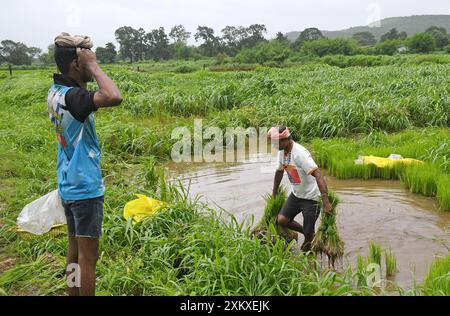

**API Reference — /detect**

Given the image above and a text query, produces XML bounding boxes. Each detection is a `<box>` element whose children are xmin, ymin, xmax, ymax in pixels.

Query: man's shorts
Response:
<box><xmin>61</xmin><ymin>196</ymin><xmax>104</xmax><ymax>238</ymax></box>
<box><xmin>279</xmin><ymin>193</ymin><xmax>320</xmax><ymax>235</ymax></box>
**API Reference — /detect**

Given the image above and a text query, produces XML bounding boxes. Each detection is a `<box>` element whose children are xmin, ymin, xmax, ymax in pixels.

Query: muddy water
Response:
<box><xmin>164</xmin><ymin>151</ymin><xmax>450</xmax><ymax>290</ymax></box>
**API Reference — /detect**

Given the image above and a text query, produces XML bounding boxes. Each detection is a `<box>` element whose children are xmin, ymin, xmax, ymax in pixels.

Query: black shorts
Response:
<box><xmin>279</xmin><ymin>193</ymin><xmax>320</xmax><ymax>235</ymax></box>
<box><xmin>62</xmin><ymin>196</ymin><xmax>104</xmax><ymax>238</ymax></box>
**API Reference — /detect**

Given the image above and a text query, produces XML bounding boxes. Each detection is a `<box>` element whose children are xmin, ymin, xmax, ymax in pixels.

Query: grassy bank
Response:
<box><xmin>311</xmin><ymin>128</ymin><xmax>450</xmax><ymax>210</ymax></box>
<box><xmin>421</xmin><ymin>253</ymin><xmax>450</xmax><ymax>296</ymax></box>
<box><xmin>0</xmin><ymin>178</ymin><xmax>378</xmax><ymax>296</ymax></box>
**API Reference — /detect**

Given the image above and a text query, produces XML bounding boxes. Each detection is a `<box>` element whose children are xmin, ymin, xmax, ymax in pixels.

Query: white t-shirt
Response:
<box><xmin>276</xmin><ymin>142</ymin><xmax>321</xmax><ymax>201</ymax></box>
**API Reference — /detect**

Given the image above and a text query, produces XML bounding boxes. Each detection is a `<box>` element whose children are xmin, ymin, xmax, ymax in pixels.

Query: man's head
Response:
<box><xmin>54</xmin><ymin>32</ymin><xmax>94</xmax><ymax>82</ymax></box>
<box><xmin>268</xmin><ymin>125</ymin><xmax>293</xmax><ymax>150</ymax></box>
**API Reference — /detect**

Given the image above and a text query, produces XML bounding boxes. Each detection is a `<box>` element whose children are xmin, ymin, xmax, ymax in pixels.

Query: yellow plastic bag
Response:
<box><xmin>360</xmin><ymin>155</ymin><xmax>423</xmax><ymax>168</ymax></box>
<box><xmin>123</xmin><ymin>194</ymin><xmax>167</xmax><ymax>223</ymax></box>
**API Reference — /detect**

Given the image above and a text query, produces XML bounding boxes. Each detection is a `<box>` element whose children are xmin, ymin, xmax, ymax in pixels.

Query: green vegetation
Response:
<box><xmin>0</xmin><ymin>54</ymin><xmax>448</xmax><ymax>295</ymax></box>
<box><xmin>368</xmin><ymin>241</ymin><xmax>382</xmax><ymax>266</ymax></box>
<box><xmin>312</xmin><ymin>128</ymin><xmax>450</xmax><ymax>210</ymax></box>
<box><xmin>421</xmin><ymin>253</ymin><xmax>450</xmax><ymax>296</ymax></box>
<box><xmin>253</xmin><ymin>187</ymin><xmax>295</xmax><ymax>242</ymax></box>
<box><xmin>384</xmin><ymin>248</ymin><xmax>397</xmax><ymax>277</ymax></box>
<box><xmin>311</xmin><ymin>193</ymin><xmax>344</xmax><ymax>268</ymax></box>
<box><xmin>2</xmin><ymin>16</ymin><xmax>450</xmax><ymax>67</ymax></box>
<box><xmin>0</xmin><ymin>177</ymin><xmax>376</xmax><ymax>296</ymax></box>
<box><xmin>287</xmin><ymin>15</ymin><xmax>450</xmax><ymax>41</ymax></box>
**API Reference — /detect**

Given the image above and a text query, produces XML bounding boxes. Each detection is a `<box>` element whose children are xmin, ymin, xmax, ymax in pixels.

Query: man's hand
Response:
<box><xmin>77</xmin><ymin>48</ymin><xmax>99</xmax><ymax>75</ymax></box>
<box><xmin>322</xmin><ymin>197</ymin><xmax>333</xmax><ymax>215</ymax></box>
<box><xmin>75</xmin><ymin>47</ymin><xmax>122</xmax><ymax>108</ymax></box>
<box><xmin>273</xmin><ymin>169</ymin><xmax>284</xmax><ymax>198</ymax></box>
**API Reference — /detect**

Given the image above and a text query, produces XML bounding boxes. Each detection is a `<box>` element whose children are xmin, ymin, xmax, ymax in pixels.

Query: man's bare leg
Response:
<box><xmin>277</xmin><ymin>214</ymin><xmax>304</xmax><ymax>234</ymax></box>
<box><xmin>66</xmin><ymin>236</ymin><xmax>79</xmax><ymax>296</ymax></box>
<box><xmin>77</xmin><ymin>237</ymin><xmax>99</xmax><ymax>296</ymax></box>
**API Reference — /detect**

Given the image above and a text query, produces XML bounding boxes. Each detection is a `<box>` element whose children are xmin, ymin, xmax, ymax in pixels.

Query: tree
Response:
<box><xmin>293</xmin><ymin>27</ymin><xmax>324</xmax><ymax>50</ymax></box>
<box><xmin>445</xmin><ymin>44</ymin><xmax>450</xmax><ymax>54</ymax></box>
<box><xmin>380</xmin><ymin>28</ymin><xmax>405</xmax><ymax>42</ymax></box>
<box><xmin>240</xmin><ymin>24</ymin><xmax>267</xmax><ymax>48</ymax></box>
<box><xmin>300</xmin><ymin>38</ymin><xmax>359</xmax><ymax>57</ymax></box>
<box><xmin>194</xmin><ymin>26</ymin><xmax>220</xmax><ymax>57</ymax></box>
<box><xmin>220</xmin><ymin>26</ymin><xmax>242</xmax><ymax>56</ymax></box>
<box><xmin>374</xmin><ymin>39</ymin><xmax>402</xmax><ymax>55</ymax></box>
<box><xmin>172</xmin><ymin>42</ymin><xmax>196</xmax><ymax>60</ymax></box>
<box><xmin>352</xmin><ymin>32</ymin><xmax>376</xmax><ymax>46</ymax></box>
<box><xmin>425</xmin><ymin>26</ymin><xmax>448</xmax><ymax>49</ymax></box>
<box><xmin>115</xmin><ymin>26</ymin><xmax>142</xmax><ymax>63</ymax></box>
<box><xmin>96</xmin><ymin>42</ymin><xmax>117</xmax><ymax>64</ymax></box>
<box><xmin>275</xmin><ymin>32</ymin><xmax>289</xmax><ymax>44</ymax></box>
<box><xmin>0</xmin><ymin>40</ymin><xmax>37</xmax><ymax>65</ymax></box>
<box><xmin>169</xmin><ymin>25</ymin><xmax>191</xmax><ymax>44</ymax></box>
<box><xmin>399</xmin><ymin>31</ymin><xmax>408</xmax><ymax>40</ymax></box>
<box><xmin>146</xmin><ymin>27</ymin><xmax>171</xmax><ymax>61</ymax></box>
<box><xmin>236</xmin><ymin>40</ymin><xmax>291</xmax><ymax>64</ymax></box>
<box><xmin>39</xmin><ymin>44</ymin><xmax>55</xmax><ymax>65</ymax></box>
<box><xmin>408</xmin><ymin>32</ymin><xmax>436</xmax><ymax>53</ymax></box>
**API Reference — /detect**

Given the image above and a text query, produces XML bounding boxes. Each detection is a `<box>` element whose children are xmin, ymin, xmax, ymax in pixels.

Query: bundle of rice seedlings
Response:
<box><xmin>311</xmin><ymin>192</ymin><xmax>344</xmax><ymax>268</ymax></box>
<box><xmin>384</xmin><ymin>248</ymin><xmax>397</xmax><ymax>277</ymax></box>
<box><xmin>252</xmin><ymin>187</ymin><xmax>297</xmax><ymax>244</ymax></box>
<box><xmin>368</xmin><ymin>241</ymin><xmax>382</xmax><ymax>266</ymax></box>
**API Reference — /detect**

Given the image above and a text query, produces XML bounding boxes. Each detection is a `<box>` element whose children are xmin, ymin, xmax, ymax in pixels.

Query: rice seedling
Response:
<box><xmin>368</xmin><ymin>241</ymin><xmax>382</xmax><ymax>266</ymax></box>
<box><xmin>436</xmin><ymin>175</ymin><xmax>450</xmax><ymax>211</ymax></box>
<box><xmin>384</xmin><ymin>248</ymin><xmax>397</xmax><ymax>277</ymax></box>
<box><xmin>356</xmin><ymin>254</ymin><xmax>368</xmax><ymax>287</ymax></box>
<box><xmin>252</xmin><ymin>187</ymin><xmax>298</xmax><ymax>244</ymax></box>
<box><xmin>311</xmin><ymin>192</ymin><xmax>344</xmax><ymax>268</ymax></box>
<box><xmin>421</xmin><ymin>253</ymin><xmax>450</xmax><ymax>296</ymax></box>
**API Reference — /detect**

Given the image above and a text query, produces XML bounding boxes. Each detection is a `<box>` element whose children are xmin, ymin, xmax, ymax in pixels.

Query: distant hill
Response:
<box><xmin>286</xmin><ymin>15</ymin><xmax>450</xmax><ymax>42</ymax></box>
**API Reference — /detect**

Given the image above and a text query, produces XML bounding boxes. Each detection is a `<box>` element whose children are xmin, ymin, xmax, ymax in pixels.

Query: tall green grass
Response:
<box><xmin>0</xmin><ymin>180</ymin><xmax>376</xmax><ymax>296</ymax></box>
<box><xmin>384</xmin><ymin>248</ymin><xmax>397</xmax><ymax>277</ymax></box>
<box><xmin>368</xmin><ymin>241</ymin><xmax>382</xmax><ymax>266</ymax></box>
<box><xmin>421</xmin><ymin>253</ymin><xmax>450</xmax><ymax>296</ymax></box>
<box><xmin>312</xmin><ymin>128</ymin><xmax>450</xmax><ymax>210</ymax></box>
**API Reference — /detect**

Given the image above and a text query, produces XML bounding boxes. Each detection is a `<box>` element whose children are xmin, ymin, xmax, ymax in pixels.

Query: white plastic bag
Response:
<box><xmin>17</xmin><ymin>190</ymin><xmax>66</xmax><ymax>235</ymax></box>
<box><xmin>388</xmin><ymin>153</ymin><xmax>403</xmax><ymax>160</ymax></box>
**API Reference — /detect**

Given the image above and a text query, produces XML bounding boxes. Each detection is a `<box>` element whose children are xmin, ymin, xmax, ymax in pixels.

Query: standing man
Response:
<box><xmin>47</xmin><ymin>33</ymin><xmax>122</xmax><ymax>296</ymax></box>
<box><xmin>269</xmin><ymin>125</ymin><xmax>333</xmax><ymax>252</ymax></box>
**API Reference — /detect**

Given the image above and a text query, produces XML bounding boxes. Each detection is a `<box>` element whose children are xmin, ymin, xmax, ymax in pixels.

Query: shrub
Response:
<box><xmin>300</xmin><ymin>38</ymin><xmax>360</xmax><ymax>57</ymax></box>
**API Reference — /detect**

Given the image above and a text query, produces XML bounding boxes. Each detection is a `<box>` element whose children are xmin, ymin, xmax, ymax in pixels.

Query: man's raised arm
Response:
<box><xmin>77</xmin><ymin>48</ymin><xmax>123</xmax><ymax>108</ymax></box>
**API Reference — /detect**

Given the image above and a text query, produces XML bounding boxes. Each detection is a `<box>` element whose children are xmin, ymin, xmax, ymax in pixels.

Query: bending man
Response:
<box><xmin>269</xmin><ymin>125</ymin><xmax>332</xmax><ymax>252</ymax></box>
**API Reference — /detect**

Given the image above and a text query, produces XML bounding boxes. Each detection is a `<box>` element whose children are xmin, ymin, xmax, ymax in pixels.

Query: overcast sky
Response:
<box><xmin>1</xmin><ymin>0</ymin><xmax>449</xmax><ymax>51</ymax></box>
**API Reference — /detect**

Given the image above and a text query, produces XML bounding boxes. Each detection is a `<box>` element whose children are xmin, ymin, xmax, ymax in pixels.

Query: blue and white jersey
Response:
<box><xmin>47</xmin><ymin>74</ymin><xmax>104</xmax><ymax>201</ymax></box>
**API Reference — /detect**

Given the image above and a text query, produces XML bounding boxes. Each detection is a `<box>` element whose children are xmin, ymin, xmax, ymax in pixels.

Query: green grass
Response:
<box><xmin>368</xmin><ymin>241</ymin><xmax>382</xmax><ymax>266</ymax></box>
<box><xmin>356</xmin><ymin>254</ymin><xmax>368</xmax><ymax>286</ymax></box>
<box><xmin>0</xmin><ymin>180</ymin><xmax>376</xmax><ymax>296</ymax></box>
<box><xmin>312</xmin><ymin>128</ymin><xmax>450</xmax><ymax>210</ymax></box>
<box><xmin>421</xmin><ymin>253</ymin><xmax>450</xmax><ymax>296</ymax></box>
<box><xmin>384</xmin><ymin>248</ymin><xmax>397</xmax><ymax>277</ymax></box>
<box><xmin>258</xmin><ymin>187</ymin><xmax>288</xmax><ymax>229</ymax></box>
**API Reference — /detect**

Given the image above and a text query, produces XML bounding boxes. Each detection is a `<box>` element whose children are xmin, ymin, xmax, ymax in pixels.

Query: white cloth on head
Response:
<box><xmin>54</xmin><ymin>32</ymin><xmax>93</xmax><ymax>49</ymax></box>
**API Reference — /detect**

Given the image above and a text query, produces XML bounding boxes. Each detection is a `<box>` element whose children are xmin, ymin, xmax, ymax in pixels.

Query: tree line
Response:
<box><xmin>1</xmin><ymin>24</ymin><xmax>449</xmax><ymax>66</ymax></box>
